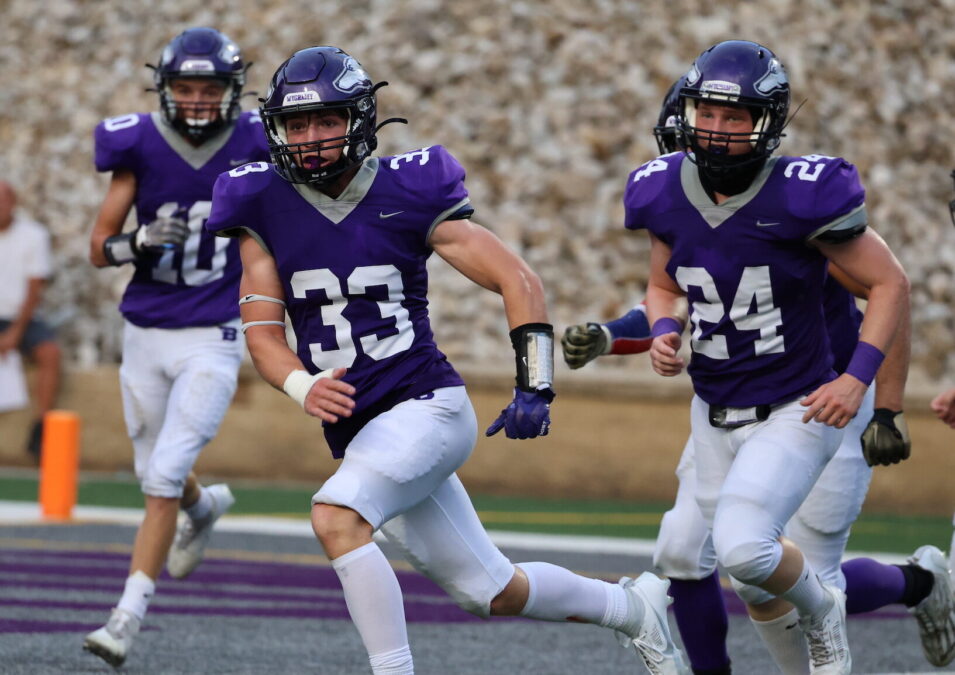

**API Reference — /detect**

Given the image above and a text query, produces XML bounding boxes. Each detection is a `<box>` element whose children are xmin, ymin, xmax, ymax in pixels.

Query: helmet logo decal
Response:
<box><xmin>333</xmin><ymin>57</ymin><xmax>368</xmax><ymax>93</ymax></box>
<box><xmin>283</xmin><ymin>90</ymin><xmax>321</xmax><ymax>105</ymax></box>
<box><xmin>701</xmin><ymin>80</ymin><xmax>741</xmax><ymax>100</ymax></box>
<box><xmin>180</xmin><ymin>59</ymin><xmax>216</xmax><ymax>73</ymax></box>
<box><xmin>755</xmin><ymin>59</ymin><xmax>787</xmax><ymax>95</ymax></box>
<box><xmin>685</xmin><ymin>63</ymin><xmax>701</xmax><ymax>86</ymax></box>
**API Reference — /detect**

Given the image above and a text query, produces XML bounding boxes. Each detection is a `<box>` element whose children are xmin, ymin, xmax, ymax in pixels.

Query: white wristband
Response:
<box><xmin>599</xmin><ymin>325</ymin><xmax>614</xmax><ymax>355</ymax></box>
<box><xmin>282</xmin><ymin>369</ymin><xmax>332</xmax><ymax>409</ymax></box>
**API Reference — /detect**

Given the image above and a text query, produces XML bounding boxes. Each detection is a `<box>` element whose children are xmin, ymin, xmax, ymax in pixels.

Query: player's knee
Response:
<box><xmin>716</xmin><ymin>539</ymin><xmax>777</xmax><ymax>585</ymax></box>
<box><xmin>653</xmin><ymin>507</ymin><xmax>714</xmax><ymax>579</ymax></box>
<box><xmin>311</xmin><ymin>503</ymin><xmax>370</xmax><ymax>550</ymax></box>
<box><xmin>730</xmin><ymin>575</ymin><xmax>775</xmax><ymax>605</ymax></box>
<box><xmin>140</xmin><ymin>469</ymin><xmax>185</xmax><ymax>498</ymax></box>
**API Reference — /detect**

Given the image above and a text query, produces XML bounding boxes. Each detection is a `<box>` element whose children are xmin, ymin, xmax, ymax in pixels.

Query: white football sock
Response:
<box><xmin>516</xmin><ymin>562</ymin><xmax>633</xmax><ymax>629</ymax></box>
<box><xmin>184</xmin><ymin>486</ymin><xmax>214</xmax><ymax>523</ymax></box>
<box><xmin>779</xmin><ymin>558</ymin><xmax>830</xmax><ymax>619</ymax></box>
<box><xmin>116</xmin><ymin>570</ymin><xmax>155</xmax><ymax>622</ymax></box>
<box><xmin>368</xmin><ymin>645</ymin><xmax>414</xmax><ymax>675</ymax></box>
<box><xmin>750</xmin><ymin>607</ymin><xmax>810</xmax><ymax>675</ymax></box>
<box><xmin>331</xmin><ymin>542</ymin><xmax>411</xmax><ymax>675</ymax></box>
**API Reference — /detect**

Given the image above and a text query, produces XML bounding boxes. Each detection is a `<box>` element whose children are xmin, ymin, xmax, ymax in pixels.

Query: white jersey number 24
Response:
<box><xmin>675</xmin><ymin>265</ymin><xmax>785</xmax><ymax>359</ymax></box>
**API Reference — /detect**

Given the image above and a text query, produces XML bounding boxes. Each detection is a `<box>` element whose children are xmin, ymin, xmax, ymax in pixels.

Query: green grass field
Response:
<box><xmin>1</xmin><ymin>473</ymin><xmax>950</xmax><ymax>555</ymax></box>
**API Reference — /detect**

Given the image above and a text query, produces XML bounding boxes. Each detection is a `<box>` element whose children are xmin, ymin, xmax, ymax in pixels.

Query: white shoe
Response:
<box><xmin>615</xmin><ymin>572</ymin><xmax>690</xmax><ymax>675</ymax></box>
<box><xmin>799</xmin><ymin>585</ymin><xmax>851</xmax><ymax>674</ymax></box>
<box><xmin>83</xmin><ymin>608</ymin><xmax>140</xmax><ymax>667</ymax></box>
<box><xmin>908</xmin><ymin>544</ymin><xmax>955</xmax><ymax>666</ymax></box>
<box><xmin>167</xmin><ymin>483</ymin><xmax>235</xmax><ymax>579</ymax></box>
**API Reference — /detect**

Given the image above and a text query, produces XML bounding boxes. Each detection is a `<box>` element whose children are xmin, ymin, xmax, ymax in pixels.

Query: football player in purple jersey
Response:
<box><xmin>205</xmin><ymin>46</ymin><xmax>690</xmax><ymax>674</ymax></box>
<box><xmin>629</xmin><ymin>41</ymin><xmax>911</xmax><ymax>674</ymax></box>
<box><xmin>82</xmin><ymin>28</ymin><xmax>271</xmax><ymax>667</ymax></box>
<box><xmin>565</xmin><ymin>74</ymin><xmax>954</xmax><ymax>674</ymax></box>
<box><xmin>561</xmin><ymin>72</ymin><xmax>955</xmax><ymax>675</ymax></box>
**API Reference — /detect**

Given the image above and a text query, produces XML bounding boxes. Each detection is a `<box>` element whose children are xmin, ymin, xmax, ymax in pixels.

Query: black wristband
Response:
<box><xmin>871</xmin><ymin>408</ymin><xmax>901</xmax><ymax>427</ymax></box>
<box><xmin>509</xmin><ymin>322</ymin><xmax>554</xmax><ymax>392</ymax></box>
<box><xmin>103</xmin><ymin>231</ymin><xmax>141</xmax><ymax>266</ymax></box>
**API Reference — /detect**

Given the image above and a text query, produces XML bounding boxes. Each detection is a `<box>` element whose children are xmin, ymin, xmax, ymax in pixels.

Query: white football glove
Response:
<box><xmin>135</xmin><ymin>216</ymin><xmax>189</xmax><ymax>251</ymax></box>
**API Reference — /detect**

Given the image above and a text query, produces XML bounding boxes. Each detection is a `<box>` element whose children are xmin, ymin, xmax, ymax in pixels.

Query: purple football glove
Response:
<box><xmin>485</xmin><ymin>388</ymin><xmax>556</xmax><ymax>439</ymax></box>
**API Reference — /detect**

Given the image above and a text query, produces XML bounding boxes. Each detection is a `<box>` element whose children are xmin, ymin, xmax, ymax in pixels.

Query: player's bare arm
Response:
<box><xmin>431</xmin><ymin>217</ymin><xmax>555</xmax><ymax>439</ymax></box>
<box><xmin>645</xmin><ymin>232</ymin><xmax>686</xmax><ymax>377</ymax></box>
<box><xmin>238</xmin><ymin>233</ymin><xmax>355</xmax><ymax>423</ymax></box>
<box><xmin>430</xmin><ymin>218</ymin><xmax>547</xmax><ymax>327</ymax></box>
<box><xmin>802</xmin><ymin>229</ymin><xmax>910</xmax><ymax>427</ymax></box>
<box><xmin>89</xmin><ymin>169</ymin><xmax>137</xmax><ymax>267</ymax></box>
<box><xmin>829</xmin><ymin>260</ymin><xmax>912</xmax><ymax>463</ymax></box>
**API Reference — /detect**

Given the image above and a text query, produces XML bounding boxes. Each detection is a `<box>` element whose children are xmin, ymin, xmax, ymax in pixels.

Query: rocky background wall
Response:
<box><xmin>2</xmin><ymin>0</ymin><xmax>953</xmax><ymax>386</ymax></box>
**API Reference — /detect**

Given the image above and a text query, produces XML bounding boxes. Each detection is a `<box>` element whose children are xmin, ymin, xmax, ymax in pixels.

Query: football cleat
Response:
<box><xmin>799</xmin><ymin>584</ymin><xmax>851</xmax><ymax>674</ymax></box>
<box><xmin>908</xmin><ymin>545</ymin><xmax>955</xmax><ymax>666</ymax></box>
<box><xmin>615</xmin><ymin>572</ymin><xmax>690</xmax><ymax>674</ymax></box>
<box><xmin>167</xmin><ymin>483</ymin><xmax>234</xmax><ymax>579</ymax></box>
<box><xmin>83</xmin><ymin>608</ymin><xmax>140</xmax><ymax>667</ymax></box>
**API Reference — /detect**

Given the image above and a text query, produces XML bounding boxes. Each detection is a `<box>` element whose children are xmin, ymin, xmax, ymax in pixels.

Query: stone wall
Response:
<box><xmin>2</xmin><ymin>0</ymin><xmax>953</xmax><ymax>382</ymax></box>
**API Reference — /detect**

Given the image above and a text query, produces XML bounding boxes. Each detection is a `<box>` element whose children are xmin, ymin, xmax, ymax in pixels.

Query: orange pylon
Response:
<box><xmin>38</xmin><ymin>410</ymin><xmax>80</xmax><ymax>520</ymax></box>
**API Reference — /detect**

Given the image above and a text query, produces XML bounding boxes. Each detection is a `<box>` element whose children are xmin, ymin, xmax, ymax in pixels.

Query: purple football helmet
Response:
<box><xmin>260</xmin><ymin>46</ymin><xmax>405</xmax><ymax>185</ymax></box>
<box><xmin>652</xmin><ymin>76</ymin><xmax>686</xmax><ymax>155</ymax></box>
<box><xmin>676</xmin><ymin>40</ymin><xmax>790</xmax><ymax>176</ymax></box>
<box><xmin>151</xmin><ymin>27</ymin><xmax>246</xmax><ymax>143</ymax></box>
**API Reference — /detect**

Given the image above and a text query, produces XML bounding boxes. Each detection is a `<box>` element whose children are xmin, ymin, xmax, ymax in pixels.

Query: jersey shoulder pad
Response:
<box><xmin>206</xmin><ymin>162</ymin><xmax>276</xmax><ymax>238</ymax></box>
<box><xmin>623</xmin><ymin>153</ymin><xmax>683</xmax><ymax>230</ymax></box>
<box><xmin>384</xmin><ymin>145</ymin><xmax>471</xmax><ymax>220</ymax></box>
<box><xmin>778</xmin><ymin>155</ymin><xmax>866</xmax><ymax>241</ymax></box>
<box><xmin>93</xmin><ymin>112</ymin><xmax>150</xmax><ymax>173</ymax></box>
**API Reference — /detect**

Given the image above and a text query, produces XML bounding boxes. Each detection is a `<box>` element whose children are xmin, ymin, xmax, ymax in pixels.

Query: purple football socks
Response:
<box><xmin>669</xmin><ymin>573</ymin><xmax>731</xmax><ymax>673</ymax></box>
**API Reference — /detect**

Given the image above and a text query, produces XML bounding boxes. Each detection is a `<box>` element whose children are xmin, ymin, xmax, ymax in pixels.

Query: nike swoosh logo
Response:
<box><xmin>229</xmin><ymin>159</ymin><xmax>249</xmax><ymax>167</ymax></box>
<box><xmin>756</xmin><ymin>220</ymin><xmax>781</xmax><ymax>227</ymax></box>
<box><xmin>379</xmin><ymin>211</ymin><xmax>404</xmax><ymax>219</ymax></box>
<box><xmin>784</xmin><ymin>622</ymin><xmax>798</xmax><ymax>630</ymax></box>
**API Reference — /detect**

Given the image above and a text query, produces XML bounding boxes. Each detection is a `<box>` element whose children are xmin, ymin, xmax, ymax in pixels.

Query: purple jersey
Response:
<box><xmin>205</xmin><ymin>146</ymin><xmax>470</xmax><ymax>456</ymax></box>
<box><xmin>94</xmin><ymin>111</ymin><xmax>270</xmax><ymax>328</ymax></box>
<box><xmin>626</xmin><ymin>152</ymin><xmax>866</xmax><ymax>406</ymax></box>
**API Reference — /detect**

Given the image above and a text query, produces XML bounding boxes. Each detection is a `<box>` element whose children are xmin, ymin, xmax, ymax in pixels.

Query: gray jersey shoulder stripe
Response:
<box><xmin>806</xmin><ymin>204</ymin><xmax>868</xmax><ymax>242</ymax></box>
<box><xmin>214</xmin><ymin>225</ymin><xmax>272</xmax><ymax>257</ymax></box>
<box><xmin>426</xmin><ymin>197</ymin><xmax>472</xmax><ymax>245</ymax></box>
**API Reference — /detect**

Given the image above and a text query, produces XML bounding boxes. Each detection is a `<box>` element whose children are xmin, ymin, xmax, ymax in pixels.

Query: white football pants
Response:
<box><xmin>654</xmin><ymin>388</ymin><xmax>873</xmax><ymax>599</ymax></box>
<box><xmin>690</xmin><ymin>395</ymin><xmax>844</xmax><ymax>587</ymax></box>
<box><xmin>313</xmin><ymin>386</ymin><xmax>515</xmax><ymax>617</ymax></box>
<box><xmin>119</xmin><ymin>319</ymin><xmax>243</xmax><ymax>498</ymax></box>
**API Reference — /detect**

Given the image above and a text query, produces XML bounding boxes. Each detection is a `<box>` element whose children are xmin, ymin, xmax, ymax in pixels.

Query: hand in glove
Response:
<box><xmin>486</xmin><ymin>388</ymin><xmax>556</xmax><ymax>439</ymax></box>
<box><xmin>860</xmin><ymin>408</ymin><xmax>911</xmax><ymax>467</ymax></box>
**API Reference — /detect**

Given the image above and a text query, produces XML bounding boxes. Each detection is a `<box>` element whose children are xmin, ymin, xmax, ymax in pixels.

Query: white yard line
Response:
<box><xmin>0</xmin><ymin>500</ymin><xmax>910</xmax><ymax>564</ymax></box>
